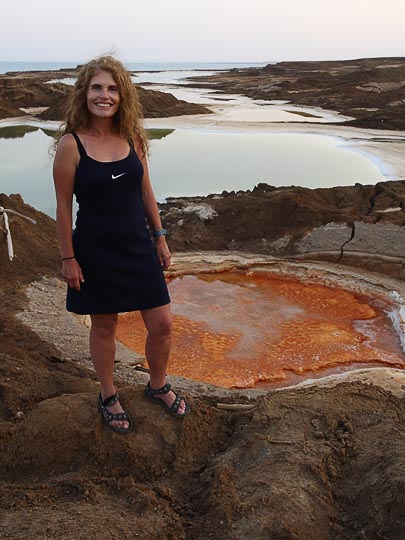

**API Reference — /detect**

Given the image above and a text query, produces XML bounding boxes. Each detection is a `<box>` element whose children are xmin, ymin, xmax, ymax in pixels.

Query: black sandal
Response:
<box><xmin>99</xmin><ymin>393</ymin><xmax>131</xmax><ymax>434</ymax></box>
<box><xmin>144</xmin><ymin>381</ymin><xmax>190</xmax><ymax>418</ymax></box>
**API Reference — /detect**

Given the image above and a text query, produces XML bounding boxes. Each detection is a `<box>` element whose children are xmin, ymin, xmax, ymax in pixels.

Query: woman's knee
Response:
<box><xmin>148</xmin><ymin>314</ymin><xmax>172</xmax><ymax>338</ymax></box>
<box><xmin>142</xmin><ymin>305</ymin><xmax>172</xmax><ymax>338</ymax></box>
<box><xmin>90</xmin><ymin>314</ymin><xmax>118</xmax><ymax>338</ymax></box>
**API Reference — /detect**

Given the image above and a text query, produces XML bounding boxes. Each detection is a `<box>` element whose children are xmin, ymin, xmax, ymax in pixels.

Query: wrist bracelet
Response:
<box><xmin>153</xmin><ymin>229</ymin><xmax>167</xmax><ymax>238</ymax></box>
<box><xmin>62</xmin><ymin>256</ymin><xmax>75</xmax><ymax>261</ymax></box>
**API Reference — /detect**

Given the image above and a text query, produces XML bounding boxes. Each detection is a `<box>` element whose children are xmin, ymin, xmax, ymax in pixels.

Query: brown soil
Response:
<box><xmin>1</xmin><ymin>194</ymin><xmax>405</xmax><ymax>539</ymax></box>
<box><xmin>0</xmin><ymin>70</ymin><xmax>211</xmax><ymax>121</ymax></box>
<box><xmin>161</xmin><ymin>179</ymin><xmax>405</xmax><ymax>248</ymax></box>
<box><xmin>186</xmin><ymin>57</ymin><xmax>405</xmax><ymax>130</ymax></box>
<box><xmin>1</xmin><ymin>384</ymin><xmax>404</xmax><ymax>539</ymax></box>
<box><xmin>160</xmin><ymin>180</ymin><xmax>405</xmax><ymax>279</ymax></box>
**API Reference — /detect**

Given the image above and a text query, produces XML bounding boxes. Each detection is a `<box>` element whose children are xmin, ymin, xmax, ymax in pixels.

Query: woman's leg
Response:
<box><xmin>141</xmin><ymin>304</ymin><xmax>187</xmax><ymax>415</ymax></box>
<box><xmin>90</xmin><ymin>313</ymin><xmax>129</xmax><ymax>429</ymax></box>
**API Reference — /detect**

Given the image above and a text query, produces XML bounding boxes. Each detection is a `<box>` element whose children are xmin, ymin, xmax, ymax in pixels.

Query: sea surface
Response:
<box><xmin>0</xmin><ymin>61</ymin><xmax>269</xmax><ymax>75</ymax></box>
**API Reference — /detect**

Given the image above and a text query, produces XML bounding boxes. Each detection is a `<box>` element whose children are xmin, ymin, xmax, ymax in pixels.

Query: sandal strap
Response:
<box><xmin>170</xmin><ymin>394</ymin><xmax>182</xmax><ymax>413</ymax></box>
<box><xmin>101</xmin><ymin>392</ymin><xmax>119</xmax><ymax>408</ymax></box>
<box><xmin>102</xmin><ymin>409</ymin><xmax>129</xmax><ymax>423</ymax></box>
<box><xmin>147</xmin><ymin>381</ymin><xmax>171</xmax><ymax>395</ymax></box>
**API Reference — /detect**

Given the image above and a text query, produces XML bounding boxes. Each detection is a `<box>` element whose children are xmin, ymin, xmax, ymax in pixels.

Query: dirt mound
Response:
<box><xmin>0</xmin><ymin>193</ymin><xmax>95</xmax><ymax>417</ymax></box>
<box><xmin>1</xmin><ymin>383</ymin><xmax>404</xmax><ymax>539</ymax></box>
<box><xmin>191</xmin><ymin>382</ymin><xmax>405</xmax><ymax>540</ymax></box>
<box><xmin>0</xmin><ymin>76</ymin><xmax>70</xmax><ymax>119</ymax></box>
<box><xmin>1</xmin><ymin>389</ymin><xmax>225</xmax><ymax>483</ymax></box>
<box><xmin>0</xmin><ymin>193</ymin><xmax>60</xmax><ymax>293</ymax></box>
<box><xmin>0</xmin><ymin>71</ymin><xmax>211</xmax><ymax>121</ymax></box>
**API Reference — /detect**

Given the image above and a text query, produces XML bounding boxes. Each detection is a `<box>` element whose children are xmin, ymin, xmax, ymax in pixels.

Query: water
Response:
<box><xmin>148</xmin><ymin>129</ymin><xmax>384</xmax><ymax>200</ymax></box>
<box><xmin>116</xmin><ymin>272</ymin><xmax>405</xmax><ymax>388</ymax></box>
<box><xmin>0</xmin><ymin>61</ymin><xmax>80</xmax><ymax>74</ymax></box>
<box><xmin>0</xmin><ymin>128</ymin><xmax>55</xmax><ymax>215</ymax></box>
<box><xmin>132</xmin><ymin>70</ymin><xmax>220</xmax><ymax>85</ymax></box>
<box><xmin>0</xmin><ymin>61</ymin><xmax>269</xmax><ymax>75</ymax></box>
<box><xmin>0</xmin><ymin>127</ymin><xmax>384</xmax><ymax>217</ymax></box>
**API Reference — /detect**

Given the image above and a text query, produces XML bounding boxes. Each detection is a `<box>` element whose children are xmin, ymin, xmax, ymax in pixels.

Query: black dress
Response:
<box><xmin>66</xmin><ymin>132</ymin><xmax>170</xmax><ymax>315</ymax></box>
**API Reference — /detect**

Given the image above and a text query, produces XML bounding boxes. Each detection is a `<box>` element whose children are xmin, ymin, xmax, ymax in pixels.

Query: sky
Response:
<box><xmin>2</xmin><ymin>0</ymin><xmax>404</xmax><ymax>63</ymax></box>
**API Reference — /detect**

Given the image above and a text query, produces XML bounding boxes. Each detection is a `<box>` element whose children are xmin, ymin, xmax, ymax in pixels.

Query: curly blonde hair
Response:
<box><xmin>56</xmin><ymin>55</ymin><xmax>149</xmax><ymax>156</ymax></box>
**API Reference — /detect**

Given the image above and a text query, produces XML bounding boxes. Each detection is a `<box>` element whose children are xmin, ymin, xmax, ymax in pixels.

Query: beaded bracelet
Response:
<box><xmin>153</xmin><ymin>229</ymin><xmax>167</xmax><ymax>238</ymax></box>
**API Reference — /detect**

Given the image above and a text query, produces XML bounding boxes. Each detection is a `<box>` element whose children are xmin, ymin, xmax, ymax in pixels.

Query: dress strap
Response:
<box><xmin>70</xmin><ymin>132</ymin><xmax>87</xmax><ymax>158</ymax></box>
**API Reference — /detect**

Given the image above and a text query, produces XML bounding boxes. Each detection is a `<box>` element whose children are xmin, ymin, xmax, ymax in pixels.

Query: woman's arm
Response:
<box><xmin>137</xmin><ymin>146</ymin><xmax>171</xmax><ymax>269</ymax></box>
<box><xmin>53</xmin><ymin>134</ymin><xmax>85</xmax><ymax>291</ymax></box>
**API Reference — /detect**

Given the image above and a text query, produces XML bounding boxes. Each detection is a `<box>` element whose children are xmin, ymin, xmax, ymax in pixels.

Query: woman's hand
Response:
<box><xmin>62</xmin><ymin>258</ymin><xmax>85</xmax><ymax>291</ymax></box>
<box><xmin>155</xmin><ymin>237</ymin><xmax>171</xmax><ymax>270</ymax></box>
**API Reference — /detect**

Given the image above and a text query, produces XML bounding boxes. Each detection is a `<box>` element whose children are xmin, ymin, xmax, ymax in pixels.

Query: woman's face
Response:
<box><xmin>86</xmin><ymin>69</ymin><xmax>120</xmax><ymax>118</ymax></box>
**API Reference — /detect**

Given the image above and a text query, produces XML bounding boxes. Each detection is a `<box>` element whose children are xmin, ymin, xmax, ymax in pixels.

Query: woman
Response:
<box><xmin>53</xmin><ymin>55</ymin><xmax>190</xmax><ymax>434</ymax></box>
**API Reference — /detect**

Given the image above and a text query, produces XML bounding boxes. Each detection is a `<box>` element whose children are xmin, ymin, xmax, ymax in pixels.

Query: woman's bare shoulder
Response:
<box><xmin>58</xmin><ymin>132</ymin><xmax>77</xmax><ymax>149</ymax></box>
<box><xmin>55</xmin><ymin>133</ymin><xmax>79</xmax><ymax>158</ymax></box>
<box><xmin>54</xmin><ymin>133</ymin><xmax>80</xmax><ymax>169</ymax></box>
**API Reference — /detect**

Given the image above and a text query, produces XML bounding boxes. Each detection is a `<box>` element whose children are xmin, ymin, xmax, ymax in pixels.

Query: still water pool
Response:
<box><xmin>0</xmin><ymin>125</ymin><xmax>384</xmax><ymax>217</ymax></box>
<box><xmin>116</xmin><ymin>272</ymin><xmax>405</xmax><ymax>389</ymax></box>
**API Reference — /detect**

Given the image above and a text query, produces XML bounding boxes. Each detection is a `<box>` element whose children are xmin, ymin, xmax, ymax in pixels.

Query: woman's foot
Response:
<box><xmin>144</xmin><ymin>381</ymin><xmax>190</xmax><ymax>418</ymax></box>
<box><xmin>99</xmin><ymin>392</ymin><xmax>131</xmax><ymax>432</ymax></box>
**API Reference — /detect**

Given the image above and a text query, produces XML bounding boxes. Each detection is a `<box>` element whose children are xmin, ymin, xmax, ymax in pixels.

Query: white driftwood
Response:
<box><xmin>0</xmin><ymin>207</ymin><xmax>36</xmax><ymax>262</ymax></box>
<box><xmin>216</xmin><ymin>403</ymin><xmax>257</xmax><ymax>411</ymax></box>
<box><xmin>3</xmin><ymin>211</ymin><xmax>13</xmax><ymax>261</ymax></box>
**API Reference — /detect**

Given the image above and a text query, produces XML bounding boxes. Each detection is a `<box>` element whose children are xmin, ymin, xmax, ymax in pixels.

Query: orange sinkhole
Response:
<box><xmin>116</xmin><ymin>272</ymin><xmax>405</xmax><ymax>388</ymax></box>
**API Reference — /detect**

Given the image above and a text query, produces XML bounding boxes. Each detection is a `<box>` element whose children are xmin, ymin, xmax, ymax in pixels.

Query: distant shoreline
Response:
<box><xmin>0</xmin><ymin>60</ymin><xmax>269</xmax><ymax>76</ymax></box>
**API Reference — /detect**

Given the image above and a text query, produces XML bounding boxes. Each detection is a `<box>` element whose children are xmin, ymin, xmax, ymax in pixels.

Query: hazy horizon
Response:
<box><xmin>0</xmin><ymin>55</ymin><xmax>403</xmax><ymax>63</ymax></box>
<box><xmin>3</xmin><ymin>0</ymin><xmax>404</xmax><ymax>64</ymax></box>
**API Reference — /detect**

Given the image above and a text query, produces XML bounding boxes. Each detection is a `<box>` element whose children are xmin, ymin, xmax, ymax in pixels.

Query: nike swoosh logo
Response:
<box><xmin>112</xmin><ymin>173</ymin><xmax>126</xmax><ymax>180</ymax></box>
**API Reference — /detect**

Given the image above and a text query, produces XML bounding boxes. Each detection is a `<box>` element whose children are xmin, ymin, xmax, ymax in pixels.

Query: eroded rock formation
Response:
<box><xmin>160</xmin><ymin>180</ymin><xmax>405</xmax><ymax>279</ymax></box>
<box><xmin>0</xmin><ymin>70</ymin><xmax>211</xmax><ymax>121</ymax></box>
<box><xmin>187</xmin><ymin>57</ymin><xmax>405</xmax><ymax>130</ymax></box>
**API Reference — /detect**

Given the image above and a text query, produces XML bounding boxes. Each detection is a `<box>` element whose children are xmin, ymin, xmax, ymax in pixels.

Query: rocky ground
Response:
<box><xmin>160</xmin><ymin>179</ymin><xmax>405</xmax><ymax>280</ymax></box>
<box><xmin>186</xmin><ymin>57</ymin><xmax>405</xmax><ymax>130</ymax></box>
<box><xmin>1</xmin><ymin>192</ymin><xmax>405</xmax><ymax>538</ymax></box>
<box><xmin>0</xmin><ymin>68</ymin><xmax>210</xmax><ymax>121</ymax></box>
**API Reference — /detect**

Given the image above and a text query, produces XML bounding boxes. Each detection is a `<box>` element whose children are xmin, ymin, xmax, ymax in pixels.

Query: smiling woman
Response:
<box><xmin>52</xmin><ymin>55</ymin><xmax>190</xmax><ymax>434</ymax></box>
<box><xmin>56</xmin><ymin>56</ymin><xmax>148</xmax><ymax>156</ymax></box>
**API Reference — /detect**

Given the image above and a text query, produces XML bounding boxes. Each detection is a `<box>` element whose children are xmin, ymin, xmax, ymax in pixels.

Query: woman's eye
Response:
<box><xmin>88</xmin><ymin>84</ymin><xmax>118</xmax><ymax>92</ymax></box>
